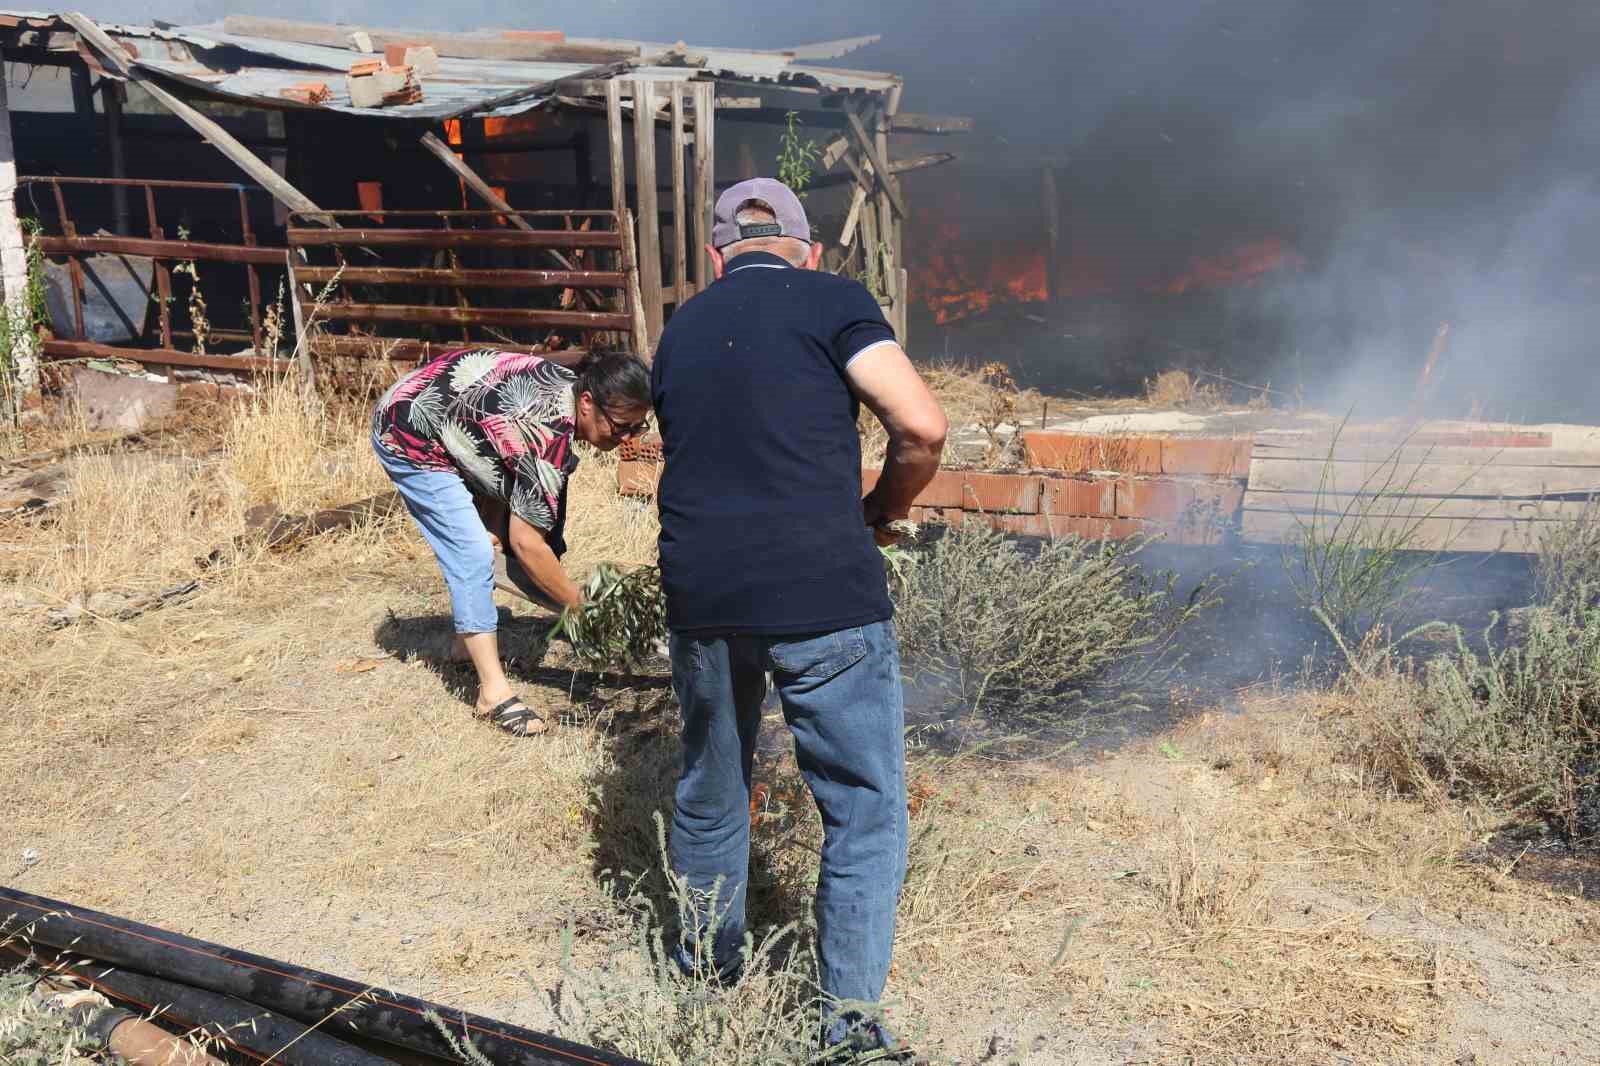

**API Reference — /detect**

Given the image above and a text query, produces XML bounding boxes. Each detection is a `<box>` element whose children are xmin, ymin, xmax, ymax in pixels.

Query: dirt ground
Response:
<box><xmin>3</xmin><ymin>397</ymin><xmax>1598</xmax><ymax>1065</ymax></box>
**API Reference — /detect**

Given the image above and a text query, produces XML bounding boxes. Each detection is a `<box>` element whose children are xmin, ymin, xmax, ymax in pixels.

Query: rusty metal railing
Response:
<box><xmin>21</xmin><ymin>175</ymin><xmax>287</xmax><ymax>373</ymax></box>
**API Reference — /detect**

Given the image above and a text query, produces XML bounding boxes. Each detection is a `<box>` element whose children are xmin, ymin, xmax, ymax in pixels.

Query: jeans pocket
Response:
<box><xmin>767</xmin><ymin>627</ymin><xmax>869</xmax><ymax>684</ymax></box>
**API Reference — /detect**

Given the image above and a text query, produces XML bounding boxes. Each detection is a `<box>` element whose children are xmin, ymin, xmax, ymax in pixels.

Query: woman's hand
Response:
<box><xmin>474</xmin><ymin>495</ymin><xmax>508</xmax><ymax>548</ymax></box>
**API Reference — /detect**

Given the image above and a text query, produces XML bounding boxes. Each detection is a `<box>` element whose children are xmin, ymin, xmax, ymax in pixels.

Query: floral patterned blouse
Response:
<box><xmin>372</xmin><ymin>348</ymin><xmax>578</xmax><ymax>532</ymax></box>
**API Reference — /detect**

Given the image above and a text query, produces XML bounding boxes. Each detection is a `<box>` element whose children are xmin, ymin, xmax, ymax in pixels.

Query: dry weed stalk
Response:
<box><xmin>1162</xmin><ymin>813</ymin><xmax>1266</xmax><ymax>938</ymax></box>
<box><xmin>1145</xmin><ymin>368</ymin><xmax>1224</xmax><ymax>410</ymax></box>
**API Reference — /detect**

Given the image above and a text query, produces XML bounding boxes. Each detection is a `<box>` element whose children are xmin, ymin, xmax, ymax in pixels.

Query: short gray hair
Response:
<box><xmin>720</xmin><ymin>201</ymin><xmax>808</xmax><ymax>264</ymax></box>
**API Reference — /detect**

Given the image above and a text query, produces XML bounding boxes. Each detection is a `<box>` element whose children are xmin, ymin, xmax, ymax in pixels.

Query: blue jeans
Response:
<box><xmin>372</xmin><ymin>433</ymin><xmax>499</xmax><ymax>634</ymax></box>
<box><xmin>668</xmin><ymin>619</ymin><xmax>908</xmax><ymax>1015</ymax></box>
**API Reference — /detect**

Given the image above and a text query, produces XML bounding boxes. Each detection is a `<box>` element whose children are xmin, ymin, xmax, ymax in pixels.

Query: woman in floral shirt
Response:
<box><xmin>372</xmin><ymin>348</ymin><xmax>651</xmax><ymax>736</ymax></box>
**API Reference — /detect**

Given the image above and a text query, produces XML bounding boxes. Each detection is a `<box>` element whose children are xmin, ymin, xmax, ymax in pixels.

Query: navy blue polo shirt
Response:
<box><xmin>651</xmin><ymin>250</ymin><xmax>898</xmax><ymax>635</ymax></box>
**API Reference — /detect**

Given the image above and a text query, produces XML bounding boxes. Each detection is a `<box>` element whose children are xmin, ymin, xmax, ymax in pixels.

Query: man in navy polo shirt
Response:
<box><xmin>651</xmin><ymin>177</ymin><xmax>947</xmax><ymax>1054</ymax></box>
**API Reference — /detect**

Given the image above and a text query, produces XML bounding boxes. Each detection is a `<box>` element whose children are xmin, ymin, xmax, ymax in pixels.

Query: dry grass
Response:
<box><xmin>1144</xmin><ymin>368</ymin><xmax>1226</xmax><ymax>410</ymax></box>
<box><xmin>858</xmin><ymin>360</ymin><xmax>1050</xmax><ymax>468</ymax></box>
<box><xmin>2</xmin><ymin>375</ymin><xmax>1597</xmax><ymax>1064</ymax></box>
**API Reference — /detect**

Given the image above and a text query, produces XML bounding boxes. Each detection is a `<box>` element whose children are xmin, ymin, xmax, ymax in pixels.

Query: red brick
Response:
<box><xmin>1170</xmin><ymin>483</ymin><xmax>1245</xmax><ymax>544</ymax></box>
<box><xmin>1022</xmin><ymin>431</ymin><xmax>1162</xmax><ymax>474</ymax></box>
<box><xmin>913</xmin><ymin>470</ymin><xmax>966</xmax><ymax>509</ymax></box>
<box><xmin>991</xmin><ymin>514</ymin><xmax>1051</xmax><ymax>538</ymax></box>
<box><xmin>955</xmin><ymin>472</ymin><xmax>1042</xmax><ymax>513</ymax></box>
<box><xmin>861</xmin><ymin>466</ymin><xmax>882</xmax><ymax>495</ymax></box>
<box><xmin>177</xmin><ymin>382</ymin><xmax>220</xmax><ymax>406</ymax></box>
<box><xmin>1115</xmin><ymin>478</ymin><xmax>1189</xmax><ymax>521</ymax></box>
<box><xmin>619</xmin><ymin>432</ymin><xmax>663</xmax><ymax>463</ymax></box>
<box><xmin>616</xmin><ymin>459</ymin><xmax>660</xmax><ymax>497</ymax></box>
<box><xmin>1161</xmin><ymin>436</ymin><xmax>1253</xmax><ymax>477</ymax></box>
<box><xmin>1048</xmin><ymin>515</ymin><xmax>1147</xmax><ymax>541</ymax></box>
<box><xmin>1041</xmin><ymin>476</ymin><xmax>1116</xmax><ymax>517</ymax></box>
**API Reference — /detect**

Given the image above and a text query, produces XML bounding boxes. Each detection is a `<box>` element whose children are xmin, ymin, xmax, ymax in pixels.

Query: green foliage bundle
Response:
<box><xmin>549</xmin><ymin>563</ymin><xmax>668</xmax><ymax>674</ymax></box>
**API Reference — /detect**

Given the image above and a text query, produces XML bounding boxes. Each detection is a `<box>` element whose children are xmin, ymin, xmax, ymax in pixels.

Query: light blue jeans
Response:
<box><xmin>667</xmin><ymin>619</ymin><xmax>908</xmax><ymax>1034</ymax></box>
<box><xmin>373</xmin><ymin>433</ymin><xmax>499</xmax><ymax>634</ymax></box>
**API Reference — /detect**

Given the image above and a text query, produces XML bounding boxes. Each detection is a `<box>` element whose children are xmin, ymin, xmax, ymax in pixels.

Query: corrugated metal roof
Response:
<box><xmin>0</xmin><ymin>9</ymin><xmax>897</xmax><ymax>119</ymax></box>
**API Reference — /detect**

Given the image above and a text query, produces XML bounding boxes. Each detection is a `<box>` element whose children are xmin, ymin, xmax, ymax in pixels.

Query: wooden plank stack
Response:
<box><xmin>1241</xmin><ymin>430</ymin><xmax>1600</xmax><ymax>553</ymax></box>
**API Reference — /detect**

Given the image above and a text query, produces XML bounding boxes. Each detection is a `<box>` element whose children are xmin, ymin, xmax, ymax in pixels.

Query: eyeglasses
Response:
<box><xmin>599</xmin><ymin>407</ymin><xmax>652</xmax><ymax>439</ymax></box>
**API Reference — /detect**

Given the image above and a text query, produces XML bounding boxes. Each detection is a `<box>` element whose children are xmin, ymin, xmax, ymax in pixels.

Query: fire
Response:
<box><xmin>915</xmin><ymin>227</ymin><xmax>1305</xmax><ymax>324</ymax></box>
<box><xmin>919</xmin><ymin>222</ymin><xmax>1050</xmax><ymax>325</ymax></box>
<box><xmin>1157</xmin><ymin>236</ymin><xmax>1305</xmax><ymax>295</ymax></box>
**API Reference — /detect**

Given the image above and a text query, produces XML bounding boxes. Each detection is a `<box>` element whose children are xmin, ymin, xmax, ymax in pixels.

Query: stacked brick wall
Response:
<box><xmin>616</xmin><ymin>431</ymin><xmax>1253</xmax><ymax>543</ymax></box>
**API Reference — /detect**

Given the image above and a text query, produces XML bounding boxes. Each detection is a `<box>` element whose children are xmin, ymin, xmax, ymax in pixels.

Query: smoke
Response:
<box><xmin>86</xmin><ymin>0</ymin><xmax>1600</xmax><ymax>420</ymax></box>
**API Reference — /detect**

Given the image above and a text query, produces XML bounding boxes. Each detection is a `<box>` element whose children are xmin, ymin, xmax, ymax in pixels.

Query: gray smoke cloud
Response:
<box><xmin>78</xmin><ymin>0</ymin><xmax>1600</xmax><ymax>419</ymax></box>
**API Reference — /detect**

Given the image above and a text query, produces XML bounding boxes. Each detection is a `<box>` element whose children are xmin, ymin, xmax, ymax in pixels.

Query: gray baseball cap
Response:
<box><xmin>712</xmin><ymin>178</ymin><xmax>811</xmax><ymax>248</ymax></box>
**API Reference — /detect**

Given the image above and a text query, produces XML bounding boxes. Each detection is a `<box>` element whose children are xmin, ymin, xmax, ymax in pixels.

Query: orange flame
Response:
<box><xmin>1157</xmin><ymin>236</ymin><xmax>1305</xmax><ymax>295</ymax></box>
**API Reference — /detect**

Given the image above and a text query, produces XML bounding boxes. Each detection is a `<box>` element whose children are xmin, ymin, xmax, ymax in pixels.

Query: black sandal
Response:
<box><xmin>486</xmin><ymin>696</ymin><xmax>548</xmax><ymax>737</ymax></box>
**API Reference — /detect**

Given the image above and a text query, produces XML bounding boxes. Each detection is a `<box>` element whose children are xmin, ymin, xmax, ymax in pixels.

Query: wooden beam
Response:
<box><xmin>620</xmin><ymin>209</ymin><xmax>650</xmax><ymax>358</ymax></box>
<box><xmin>605</xmin><ymin>79</ymin><xmax>625</xmax><ymax>218</ymax></box>
<box><xmin>631</xmin><ymin>79</ymin><xmax>663</xmax><ymax>340</ymax></box>
<box><xmin>62</xmin><ymin>12</ymin><xmax>327</xmax><ymax>223</ymax></box>
<box><xmin>219</xmin><ymin>15</ymin><xmax>638</xmax><ymax>64</ymax></box>
<box><xmin>890</xmin><ymin>112</ymin><xmax>976</xmax><ymax>135</ymax></box>
<box><xmin>839</xmin><ymin>183</ymin><xmax>867</xmax><ymax>248</ymax></box>
<box><xmin>882</xmin><ymin>86</ymin><xmax>906</xmax><ymax>338</ymax></box>
<box><xmin>819</xmin><ymin>135</ymin><xmax>849</xmax><ymax>170</ymax></box>
<box><xmin>844</xmin><ymin>103</ymin><xmax>907</xmax><ymax>219</ymax></box>
<box><xmin>1242</xmin><ymin>492</ymin><xmax>1599</xmax><ymax>522</ymax></box>
<box><xmin>1246</xmin><ymin>458</ymin><xmax>1600</xmax><ymax>497</ymax></box>
<box><xmin>692</xmin><ymin>82</ymin><xmax>716</xmax><ymax>291</ymax></box>
<box><xmin>670</xmin><ymin>82</ymin><xmax>688</xmax><ymax>309</ymax></box>
<box><xmin>1239</xmin><ymin>508</ymin><xmax>1547</xmax><ymax>554</ymax></box>
<box><xmin>0</xmin><ymin>70</ymin><xmax>38</xmax><ymax>401</ymax></box>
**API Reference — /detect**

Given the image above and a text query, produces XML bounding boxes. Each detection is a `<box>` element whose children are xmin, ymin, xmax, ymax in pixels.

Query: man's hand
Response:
<box><xmin>862</xmin><ymin>494</ymin><xmax>908</xmax><ymax>547</ymax></box>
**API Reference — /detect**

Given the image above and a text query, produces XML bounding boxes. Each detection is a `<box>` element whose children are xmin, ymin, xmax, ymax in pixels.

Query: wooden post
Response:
<box><xmin>692</xmin><ymin>82</ymin><xmax>716</xmax><ymax>291</ymax></box>
<box><xmin>285</xmin><ymin>251</ymin><xmax>317</xmax><ymax>395</ymax></box>
<box><xmin>0</xmin><ymin>69</ymin><xmax>39</xmax><ymax>404</ymax></box>
<box><xmin>64</xmin><ymin>13</ymin><xmax>327</xmax><ymax>223</ymax></box>
<box><xmin>605</xmin><ymin>79</ymin><xmax>626</xmax><ymax>219</ymax></box>
<box><xmin>101</xmin><ymin>81</ymin><xmax>130</xmax><ymax>235</ymax></box>
<box><xmin>1041</xmin><ymin>165</ymin><xmax>1060</xmax><ymax>305</ymax></box>
<box><xmin>669</xmin><ymin>82</ymin><xmax>688</xmax><ymax>310</ymax></box>
<box><xmin>630</xmin><ymin>79</ymin><xmax>663</xmax><ymax>341</ymax></box>
<box><xmin>884</xmin><ymin>85</ymin><xmax>907</xmax><ymax>339</ymax></box>
<box><xmin>620</xmin><ymin>210</ymin><xmax>650</xmax><ymax>358</ymax></box>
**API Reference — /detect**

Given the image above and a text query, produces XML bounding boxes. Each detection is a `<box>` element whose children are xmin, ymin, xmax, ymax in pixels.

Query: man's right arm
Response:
<box><xmin>846</xmin><ymin>342</ymin><xmax>948</xmax><ymax>543</ymax></box>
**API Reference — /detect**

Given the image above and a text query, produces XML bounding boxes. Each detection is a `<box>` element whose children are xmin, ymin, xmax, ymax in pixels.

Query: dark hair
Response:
<box><xmin>573</xmin><ymin>350</ymin><xmax>651</xmax><ymax>412</ymax></box>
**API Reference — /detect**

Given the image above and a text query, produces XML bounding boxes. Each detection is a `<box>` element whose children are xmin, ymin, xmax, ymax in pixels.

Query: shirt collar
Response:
<box><xmin>724</xmin><ymin>250</ymin><xmax>794</xmax><ymax>274</ymax></box>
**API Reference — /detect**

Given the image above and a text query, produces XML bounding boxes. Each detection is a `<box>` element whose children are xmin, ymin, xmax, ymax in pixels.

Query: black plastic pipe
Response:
<box><xmin>3</xmin><ymin>940</ymin><xmax>403</xmax><ymax>1065</ymax></box>
<box><xmin>1</xmin><ymin>887</ymin><xmax>645</xmax><ymax>1066</ymax></box>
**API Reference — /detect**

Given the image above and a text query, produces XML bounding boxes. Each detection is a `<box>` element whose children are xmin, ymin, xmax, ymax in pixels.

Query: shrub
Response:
<box><xmin>1408</xmin><ymin>586</ymin><xmax>1600</xmax><ymax>843</ymax></box>
<box><xmin>0</xmin><ymin>966</ymin><xmax>102</xmax><ymax>1064</ymax></box>
<box><xmin>891</xmin><ymin>521</ymin><xmax>1218</xmax><ymax>721</ymax></box>
<box><xmin>1535</xmin><ymin>495</ymin><xmax>1600</xmax><ymax>606</ymax></box>
<box><xmin>540</xmin><ymin>815</ymin><xmax>904</xmax><ymax>1066</ymax></box>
